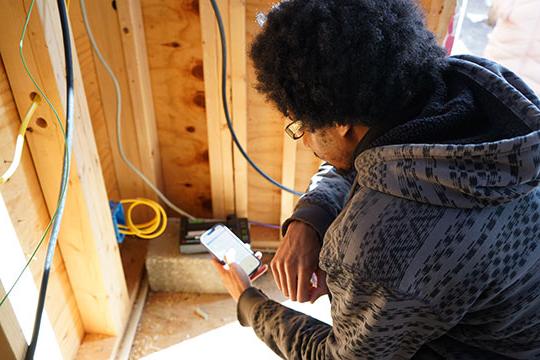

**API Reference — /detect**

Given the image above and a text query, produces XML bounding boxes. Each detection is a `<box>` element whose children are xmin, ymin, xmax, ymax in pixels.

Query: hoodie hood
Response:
<box><xmin>355</xmin><ymin>55</ymin><xmax>540</xmax><ymax>208</ymax></box>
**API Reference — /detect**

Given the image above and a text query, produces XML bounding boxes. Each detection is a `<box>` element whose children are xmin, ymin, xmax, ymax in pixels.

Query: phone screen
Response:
<box><xmin>201</xmin><ymin>224</ymin><xmax>260</xmax><ymax>276</ymax></box>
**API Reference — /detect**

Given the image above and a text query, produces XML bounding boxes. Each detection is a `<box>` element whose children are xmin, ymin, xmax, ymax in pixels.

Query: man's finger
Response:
<box><xmin>250</xmin><ymin>264</ymin><xmax>268</xmax><ymax>282</ymax></box>
<box><xmin>278</xmin><ymin>264</ymin><xmax>289</xmax><ymax>298</ymax></box>
<box><xmin>270</xmin><ymin>260</ymin><xmax>282</xmax><ymax>292</ymax></box>
<box><xmin>297</xmin><ymin>270</ymin><xmax>310</xmax><ymax>302</ymax></box>
<box><xmin>228</xmin><ymin>261</ymin><xmax>240</xmax><ymax>270</ymax></box>
<box><xmin>285</xmin><ymin>266</ymin><xmax>298</xmax><ymax>301</ymax></box>
<box><xmin>211</xmin><ymin>258</ymin><xmax>227</xmax><ymax>275</ymax></box>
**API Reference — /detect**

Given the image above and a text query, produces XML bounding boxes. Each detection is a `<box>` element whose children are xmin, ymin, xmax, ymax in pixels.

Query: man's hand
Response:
<box><xmin>211</xmin><ymin>252</ymin><xmax>268</xmax><ymax>302</ymax></box>
<box><xmin>271</xmin><ymin>221</ymin><xmax>327</xmax><ymax>302</ymax></box>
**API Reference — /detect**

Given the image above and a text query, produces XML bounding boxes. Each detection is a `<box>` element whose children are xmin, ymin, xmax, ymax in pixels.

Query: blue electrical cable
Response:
<box><xmin>25</xmin><ymin>0</ymin><xmax>74</xmax><ymax>358</ymax></box>
<box><xmin>208</xmin><ymin>0</ymin><xmax>304</xmax><ymax>197</ymax></box>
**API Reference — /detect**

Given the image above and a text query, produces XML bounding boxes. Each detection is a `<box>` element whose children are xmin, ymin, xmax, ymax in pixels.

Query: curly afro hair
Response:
<box><xmin>250</xmin><ymin>0</ymin><xmax>447</xmax><ymax>130</ymax></box>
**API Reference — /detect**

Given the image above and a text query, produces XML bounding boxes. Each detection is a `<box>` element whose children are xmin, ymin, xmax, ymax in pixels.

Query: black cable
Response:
<box><xmin>208</xmin><ymin>0</ymin><xmax>304</xmax><ymax>197</ymax></box>
<box><xmin>25</xmin><ymin>0</ymin><xmax>74</xmax><ymax>358</ymax></box>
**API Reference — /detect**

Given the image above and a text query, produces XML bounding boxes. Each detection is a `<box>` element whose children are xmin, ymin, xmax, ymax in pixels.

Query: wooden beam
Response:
<box><xmin>115</xmin><ymin>275</ymin><xmax>149</xmax><ymax>360</ymax></box>
<box><xmin>199</xmin><ymin>0</ymin><xmax>236</xmax><ymax>218</ymax></box>
<box><xmin>77</xmin><ymin>239</ymin><xmax>148</xmax><ymax>360</ymax></box>
<box><xmin>230</xmin><ymin>0</ymin><xmax>249</xmax><ymax>218</ymax></box>
<box><xmin>433</xmin><ymin>0</ymin><xmax>457</xmax><ymax>44</ymax></box>
<box><xmin>280</xmin><ymin>135</ymin><xmax>297</xmax><ymax>230</ymax></box>
<box><xmin>246</xmin><ymin>0</ymin><xmax>285</xmax><ymax>226</ymax></box>
<box><xmin>278</xmin><ymin>139</ymin><xmax>322</xmax><ymax>244</ymax></box>
<box><xmin>0</xmin><ymin>0</ymin><xmax>129</xmax><ymax>334</ymax></box>
<box><xmin>0</xmin><ymin>56</ymin><xmax>84</xmax><ymax>358</ymax></box>
<box><xmin>294</xmin><ymin>142</ymin><xmax>322</xmax><ymax>197</ymax></box>
<box><xmin>76</xmin><ymin>334</ymin><xmax>118</xmax><ymax>360</ymax></box>
<box><xmin>120</xmin><ymin>238</ymin><xmax>148</xmax><ymax>303</ymax></box>
<box><xmin>70</xmin><ymin>0</ymin><xmax>149</xmax><ymax>202</ymax></box>
<box><xmin>419</xmin><ymin>0</ymin><xmax>457</xmax><ymax>44</ymax></box>
<box><xmin>115</xmin><ymin>0</ymin><xmax>164</xmax><ymax>198</ymax></box>
<box><xmin>70</xmin><ymin>1</ymin><xmax>121</xmax><ymax>201</ymax></box>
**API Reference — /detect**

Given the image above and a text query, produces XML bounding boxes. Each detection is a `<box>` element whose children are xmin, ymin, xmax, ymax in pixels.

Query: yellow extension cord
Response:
<box><xmin>0</xmin><ymin>94</ymin><xmax>41</xmax><ymax>184</ymax></box>
<box><xmin>118</xmin><ymin>198</ymin><xmax>168</xmax><ymax>239</ymax></box>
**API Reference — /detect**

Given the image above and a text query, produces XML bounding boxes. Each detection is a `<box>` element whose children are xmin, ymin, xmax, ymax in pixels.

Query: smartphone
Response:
<box><xmin>200</xmin><ymin>224</ymin><xmax>261</xmax><ymax>276</ymax></box>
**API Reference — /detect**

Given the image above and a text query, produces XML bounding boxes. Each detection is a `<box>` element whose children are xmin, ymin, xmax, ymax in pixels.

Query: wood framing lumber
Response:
<box><xmin>70</xmin><ymin>0</ymin><xmax>149</xmax><ymax>202</ymax></box>
<box><xmin>280</xmin><ymin>135</ymin><xmax>298</xmax><ymax>231</ymax></box>
<box><xmin>199</xmin><ymin>0</ymin><xmax>236</xmax><ymax>218</ymax></box>
<box><xmin>434</xmin><ymin>0</ymin><xmax>457</xmax><ymax>44</ymax></box>
<box><xmin>76</xmin><ymin>334</ymin><xmax>118</xmax><ymax>360</ymax></box>
<box><xmin>69</xmin><ymin>1</ymin><xmax>121</xmax><ymax>201</ymax></box>
<box><xmin>229</xmin><ymin>0</ymin><xmax>249</xmax><ymax>218</ymax></box>
<box><xmin>120</xmin><ymin>238</ymin><xmax>148</xmax><ymax>303</ymax></box>
<box><xmin>1</xmin><ymin>57</ymin><xmax>84</xmax><ymax>358</ymax></box>
<box><xmin>115</xmin><ymin>0</ymin><xmax>164</xmax><ymax>199</ymax></box>
<box><xmin>0</xmin><ymin>0</ymin><xmax>129</xmax><ymax>334</ymax></box>
<box><xmin>245</xmin><ymin>0</ymin><xmax>286</xmax><ymax>225</ymax></box>
<box><xmin>115</xmin><ymin>275</ymin><xmax>149</xmax><ymax>360</ymax></box>
<box><xmin>77</xmin><ymin>239</ymin><xmax>148</xmax><ymax>359</ymax></box>
<box><xmin>420</xmin><ymin>0</ymin><xmax>457</xmax><ymax>44</ymax></box>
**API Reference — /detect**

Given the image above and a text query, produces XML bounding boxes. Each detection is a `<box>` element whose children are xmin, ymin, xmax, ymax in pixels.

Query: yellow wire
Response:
<box><xmin>0</xmin><ymin>94</ymin><xmax>41</xmax><ymax>184</ymax></box>
<box><xmin>118</xmin><ymin>198</ymin><xmax>167</xmax><ymax>239</ymax></box>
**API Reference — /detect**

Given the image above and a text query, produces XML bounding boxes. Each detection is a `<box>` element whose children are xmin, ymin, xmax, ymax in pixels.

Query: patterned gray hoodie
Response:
<box><xmin>237</xmin><ymin>55</ymin><xmax>540</xmax><ymax>359</ymax></box>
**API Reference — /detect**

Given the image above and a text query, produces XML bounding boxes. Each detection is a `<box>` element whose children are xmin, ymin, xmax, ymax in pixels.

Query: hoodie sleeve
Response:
<box><xmin>238</xmin><ymin>281</ymin><xmax>451</xmax><ymax>360</ymax></box>
<box><xmin>282</xmin><ymin>163</ymin><xmax>356</xmax><ymax>241</ymax></box>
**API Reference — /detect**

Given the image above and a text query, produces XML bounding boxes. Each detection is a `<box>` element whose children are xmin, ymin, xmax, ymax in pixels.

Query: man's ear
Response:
<box><xmin>336</xmin><ymin>124</ymin><xmax>352</xmax><ymax>138</ymax></box>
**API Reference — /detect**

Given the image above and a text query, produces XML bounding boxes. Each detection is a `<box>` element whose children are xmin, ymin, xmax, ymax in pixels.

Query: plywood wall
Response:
<box><xmin>0</xmin><ymin>58</ymin><xmax>84</xmax><ymax>359</ymax></box>
<box><xmin>141</xmin><ymin>0</ymin><xmax>214</xmax><ymax>219</ymax></box>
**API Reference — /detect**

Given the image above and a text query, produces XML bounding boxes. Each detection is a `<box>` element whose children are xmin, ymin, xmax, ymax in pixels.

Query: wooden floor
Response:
<box><xmin>129</xmin><ymin>257</ymin><xmax>331</xmax><ymax>359</ymax></box>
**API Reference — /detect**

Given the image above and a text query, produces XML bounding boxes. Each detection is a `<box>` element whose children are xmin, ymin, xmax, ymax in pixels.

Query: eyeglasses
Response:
<box><xmin>285</xmin><ymin>120</ymin><xmax>304</xmax><ymax>140</ymax></box>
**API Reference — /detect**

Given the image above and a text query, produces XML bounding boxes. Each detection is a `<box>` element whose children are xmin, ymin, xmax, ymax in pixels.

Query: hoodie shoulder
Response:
<box><xmin>354</xmin><ymin>56</ymin><xmax>540</xmax><ymax>208</ymax></box>
<box><xmin>448</xmin><ymin>55</ymin><xmax>540</xmax><ymax>130</ymax></box>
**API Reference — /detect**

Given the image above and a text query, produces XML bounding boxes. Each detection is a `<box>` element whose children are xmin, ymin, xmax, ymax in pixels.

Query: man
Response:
<box><xmin>212</xmin><ymin>0</ymin><xmax>540</xmax><ymax>358</ymax></box>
